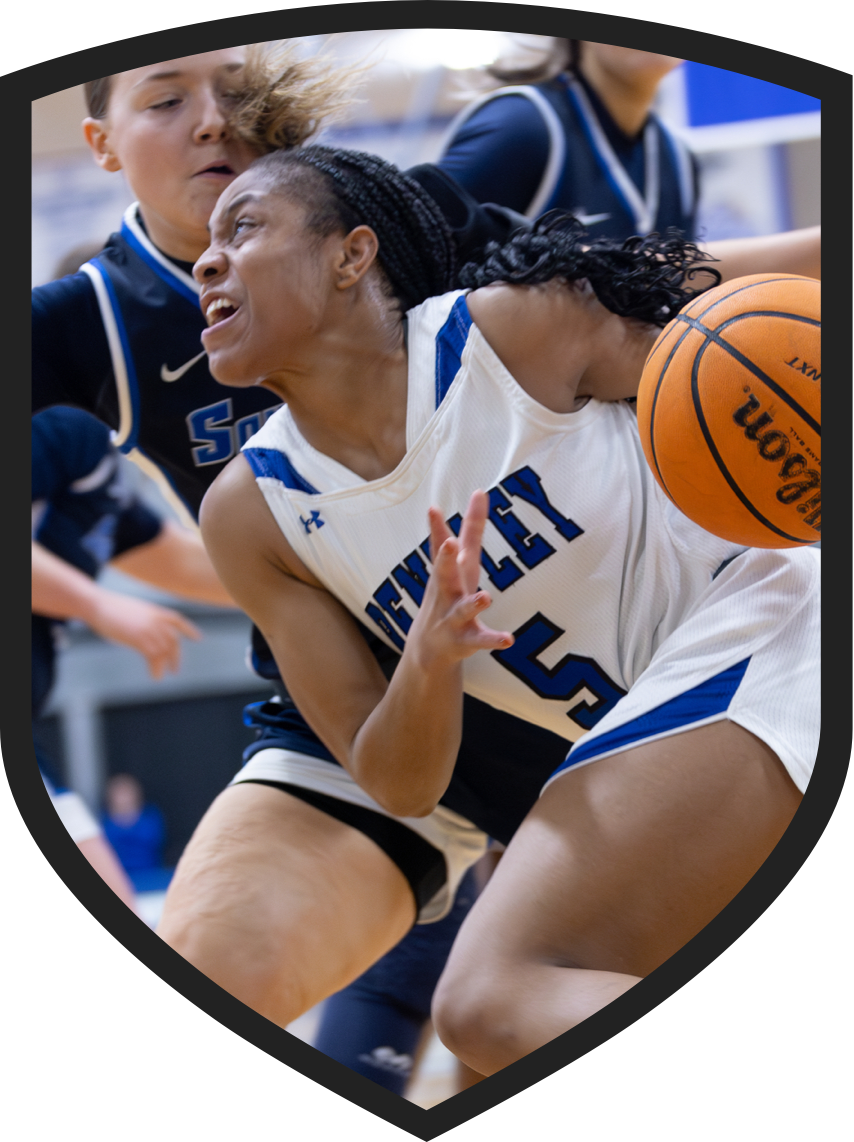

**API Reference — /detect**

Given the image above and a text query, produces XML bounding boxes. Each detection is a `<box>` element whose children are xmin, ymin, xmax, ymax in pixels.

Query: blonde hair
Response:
<box><xmin>230</xmin><ymin>40</ymin><xmax>366</xmax><ymax>154</ymax></box>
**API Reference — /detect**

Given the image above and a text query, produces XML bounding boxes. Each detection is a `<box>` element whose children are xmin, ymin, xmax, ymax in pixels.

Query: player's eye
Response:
<box><xmin>150</xmin><ymin>97</ymin><xmax>182</xmax><ymax>111</ymax></box>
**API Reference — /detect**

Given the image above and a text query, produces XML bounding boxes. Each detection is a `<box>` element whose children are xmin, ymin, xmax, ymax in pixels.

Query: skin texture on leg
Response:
<box><xmin>432</xmin><ymin>720</ymin><xmax>802</xmax><ymax>1075</ymax></box>
<box><xmin>157</xmin><ymin>783</ymin><xmax>416</xmax><ymax>1026</ymax></box>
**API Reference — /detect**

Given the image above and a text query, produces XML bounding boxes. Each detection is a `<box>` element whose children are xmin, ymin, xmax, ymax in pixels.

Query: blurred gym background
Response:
<box><xmin>31</xmin><ymin>28</ymin><xmax>820</xmax><ymax>1104</ymax></box>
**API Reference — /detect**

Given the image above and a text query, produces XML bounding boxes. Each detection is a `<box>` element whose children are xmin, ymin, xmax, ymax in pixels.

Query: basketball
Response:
<box><xmin>637</xmin><ymin>273</ymin><xmax>821</xmax><ymax>547</ymax></box>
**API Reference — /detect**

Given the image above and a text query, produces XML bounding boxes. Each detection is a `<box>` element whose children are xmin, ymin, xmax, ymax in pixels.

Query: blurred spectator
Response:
<box><xmin>102</xmin><ymin>774</ymin><xmax>169</xmax><ymax>891</ymax></box>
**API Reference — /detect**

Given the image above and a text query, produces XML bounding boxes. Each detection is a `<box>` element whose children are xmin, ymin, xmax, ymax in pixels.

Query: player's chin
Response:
<box><xmin>203</xmin><ymin>344</ymin><xmax>257</xmax><ymax>387</ymax></box>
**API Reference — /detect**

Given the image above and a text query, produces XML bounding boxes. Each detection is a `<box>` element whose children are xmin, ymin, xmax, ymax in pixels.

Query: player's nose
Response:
<box><xmin>194</xmin><ymin>246</ymin><xmax>228</xmax><ymax>284</ymax></box>
<box><xmin>194</xmin><ymin>90</ymin><xmax>230</xmax><ymax>143</ymax></box>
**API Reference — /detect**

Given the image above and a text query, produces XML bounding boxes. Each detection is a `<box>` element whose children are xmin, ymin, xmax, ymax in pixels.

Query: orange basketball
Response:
<box><xmin>637</xmin><ymin>273</ymin><xmax>821</xmax><ymax>547</ymax></box>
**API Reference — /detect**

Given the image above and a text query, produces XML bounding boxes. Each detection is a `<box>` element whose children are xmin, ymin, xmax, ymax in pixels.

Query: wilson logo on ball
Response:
<box><xmin>733</xmin><ymin>392</ymin><xmax>821</xmax><ymax>532</ymax></box>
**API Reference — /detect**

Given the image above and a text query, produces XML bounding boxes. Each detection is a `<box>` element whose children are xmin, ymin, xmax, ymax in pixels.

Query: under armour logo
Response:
<box><xmin>300</xmin><ymin>510</ymin><xmax>325</xmax><ymax>534</ymax></box>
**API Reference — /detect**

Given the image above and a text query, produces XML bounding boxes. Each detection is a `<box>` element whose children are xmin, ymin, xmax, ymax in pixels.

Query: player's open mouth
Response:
<box><xmin>205</xmin><ymin>297</ymin><xmax>240</xmax><ymax>326</ymax></box>
<box><xmin>196</xmin><ymin>162</ymin><xmax>236</xmax><ymax>178</ymax></box>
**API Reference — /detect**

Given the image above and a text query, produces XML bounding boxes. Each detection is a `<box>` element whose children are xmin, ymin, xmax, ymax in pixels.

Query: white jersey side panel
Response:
<box><xmin>243</xmin><ymin>291</ymin><xmax>811</xmax><ymax>746</ymax></box>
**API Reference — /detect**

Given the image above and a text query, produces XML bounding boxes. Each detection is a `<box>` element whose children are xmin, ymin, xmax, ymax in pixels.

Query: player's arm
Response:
<box><xmin>201</xmin><ymin>459</ymin><xmax>508</xmax><ymax>817</ymax></box>
<box><xmin>110</xmin><ymin>520</ymin><xmax>235</xmax><ymax>608</ymax></box>
<box><xmin>702</xmin><ymin>226</ymin><xmax>820</xmax><ymax>282</ymax></box>
<box><xmin>32</xmin><ymin>541</ymin><xmax>201</xmax><ymax>680</ymax></box>
<box><xmin>32</xmin><ymin>275</ymin><xmax>113</xmax><ymax>414</ymax></box>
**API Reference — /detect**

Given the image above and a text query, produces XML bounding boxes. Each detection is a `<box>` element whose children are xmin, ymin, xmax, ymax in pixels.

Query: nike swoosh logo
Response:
<box><xmin>574</xmin><ymin>211</ymin><xmax>612</xmax><ymax>226</ymax></box>
<box><xmin>160</xmin><ymin>350</ymin><xmax>206</xmax><ymax>382</ymax></box>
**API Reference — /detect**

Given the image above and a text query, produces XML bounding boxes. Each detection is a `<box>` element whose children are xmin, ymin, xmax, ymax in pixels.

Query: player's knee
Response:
<box><xmin>432</xmin><ymin>970</ymin><xmax>523</xmax><ymax>1076</ymax></box>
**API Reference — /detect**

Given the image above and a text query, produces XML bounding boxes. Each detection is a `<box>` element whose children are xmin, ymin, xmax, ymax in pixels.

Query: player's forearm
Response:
<box><xmin>32</xmin><ymin>542</ymin><xmax>107</xmax><ymax>625</ymax></box>
<box><xmin>703</xmin><ymin>226</ymin><xmax>821</xmax><ymax>283</ymax></box>
<box><xmin>349</xmin><ymin>656</ymin><xmax>464</xmax><ymax>818</ymax></box>
<box><xmin>111</xmin><ymin>521</ymin><xmax>235</xmax><ymax>607</ymax></box>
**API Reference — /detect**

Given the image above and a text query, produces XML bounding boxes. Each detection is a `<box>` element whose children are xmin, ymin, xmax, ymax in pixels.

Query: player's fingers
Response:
<box><xmin>451</xmin><ymin>591</ymin><xmax>492</xmax><ymax>625</ymax></box>
<box><xmin>457</xmin><ymin>490</ymin><xmax>488</xmax><ymax>596</ymax></box>
<box><xmin>431</xmin><ymin>536</ymin><xmax>465</xmax><ymax>599</ymax></box>
<box><xmin>465</xmin><ymin>622</ymin><xmax>514</xmax><ymax>652</ymax></box>
<box><xmin>170</xmin><ymin>613</ymin><xmax>202</xmax><ymax>641</ymax></box>
<box><xmin>428</xmin><ymin>506</ymin><xmax>454</xmax><ymax>563</ymax></box>
<box><xmin>143</xmin><ymin>627</ymin><xmax>183</xmax><ymax>677</ymax></box>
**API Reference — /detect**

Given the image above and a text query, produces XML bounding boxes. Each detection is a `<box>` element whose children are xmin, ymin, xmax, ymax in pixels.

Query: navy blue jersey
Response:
<box><xmin>32</xmin><ymin>205</ymin><xmax>284</xmax><ymax>526</ymax></box>
<box><xmin>32</xmin><ymin>194</ymin><xmax>569</xmax><ymax>845</ymax></box>
<box><xmin>32</xmin><ymin>406</ymin><xmax>163</xmax><ymax>717</ymax></box>
<box><xmin>440</xmin><ymin>72</ymin><xmax>698</xmax><ymax>242</ymax></box>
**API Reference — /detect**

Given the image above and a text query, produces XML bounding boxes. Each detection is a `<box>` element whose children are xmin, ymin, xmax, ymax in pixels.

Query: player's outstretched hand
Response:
<box><xmin>87</xmin><ymin>591</ymin><xmax>202</xmax><ymax>680</ymax></box>
<box><xmin>408</xmin><ymin>490</ymin><xmax>514</xmax><ymax>673</ymax></box>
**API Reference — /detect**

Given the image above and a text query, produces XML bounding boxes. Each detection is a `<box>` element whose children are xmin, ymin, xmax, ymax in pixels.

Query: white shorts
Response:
<box><xmin>231</xmin><ymin>749</ymin><xmax>488</xmax><ymax>923</ymax></box>
<box><xmin>545</xmin><ymin>546</ymin><xmax>820</xmax><ymax>793</ymax></box>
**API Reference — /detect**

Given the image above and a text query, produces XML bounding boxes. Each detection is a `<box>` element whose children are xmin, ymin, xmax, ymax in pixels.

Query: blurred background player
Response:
<box><xmin>438</xmin><ymin>38</ymin><xmax>819</xmax><ymax>276</ymax></box>
<box><xmin>33</xmin><ymin>405</ymin><xmax>232</xmax><ymax>911</ymax></box>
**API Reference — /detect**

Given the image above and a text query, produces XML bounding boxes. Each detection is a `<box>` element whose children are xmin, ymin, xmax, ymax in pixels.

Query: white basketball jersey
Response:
<box><xmin>243</xmin><ymin>291</ymin><xmax>799</xmax><ymax>745</ymax></box>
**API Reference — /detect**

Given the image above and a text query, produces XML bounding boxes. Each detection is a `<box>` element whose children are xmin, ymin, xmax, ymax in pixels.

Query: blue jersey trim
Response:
<box><xmin>92</xmin><ymin>259</ymin><xmax>141</xmax><ymax>452</ymax></box>
<box><xmin>563</xmin><ymin>81</ymin><xmax>634</xmax><ymax>216</ymax></box>
<box><xmin>551</xmin><ymin>656</ymin><xmax>752</xmax><ymax>777</ymax></box>
<box><xmin>435</xmin><ymin>295</ymin><xmax>473</xmax><ymax>408</ymax></box>
<box><xmin>120</xmin><ymin>219</ymin><xmax>200</xmax><ymax>306</ymax></box>
<box><xmin>243</xmin><ymin>446</ymin><xmax>320</xmax><ymax>494</ymax></box>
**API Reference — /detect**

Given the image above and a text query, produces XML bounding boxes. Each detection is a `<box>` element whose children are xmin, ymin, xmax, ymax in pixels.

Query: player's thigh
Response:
<box><xmin>439</xmin><ymin>719</ymin><xmax>801</xmax><ymax>987</ymax></box>
<box><xmin>158</xmin><ymin>782</ymin><xmax>416</xmax><ymax>1018</ymax></box>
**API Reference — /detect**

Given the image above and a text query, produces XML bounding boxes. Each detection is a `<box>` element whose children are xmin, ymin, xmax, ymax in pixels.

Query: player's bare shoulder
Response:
<box><xmin>466</xmin><ymin>280</ymin><xmax>598</xmax><ymax>413</ymax></box>
<box><xmin>200</xmin><ymin>454</ymin><xmax>322</xmax><ymax>590</ymax></box>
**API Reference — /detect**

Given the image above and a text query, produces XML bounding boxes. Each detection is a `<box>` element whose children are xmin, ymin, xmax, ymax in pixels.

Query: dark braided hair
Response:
<box><xmin>251</xmin><ymin>145</ymin><xmax>457</xmax><ymax>312</ymax></box>
<box><xmin>251</xmin><ymin>146</ymin><xmax>718</xmax><ymax>324</ymax></box>
<box><xmin>458</xmin><ymin>212</ymin><xmax>721</xmax><ymax>327</ymax></box>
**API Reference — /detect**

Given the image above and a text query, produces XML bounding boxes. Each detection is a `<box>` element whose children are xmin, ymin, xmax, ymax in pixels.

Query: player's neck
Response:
<box><xmin>136</xmin><ymin>204</ymin><xmax>211</xmax><ymax>265</ymax></box>
<box><xmin>267</xmin><ymin>310</ymin><xmax>410</xmax><ymax>483</ymax></box>
<box><xmin>578</xmin><ymin>60</ymin><xmax>658</xmax><ymax>138</ymax></box>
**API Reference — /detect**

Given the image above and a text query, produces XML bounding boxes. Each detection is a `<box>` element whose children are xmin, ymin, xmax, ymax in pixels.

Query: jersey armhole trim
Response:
<box><xmin>440</xmin><ymin>86</ymin><xmax>567</xmax><ymax>218</ymax></box>
<box><xmin>79</xmin><ymin>261</ymin><xmax>138</xmax><ymax>451</ymax></box>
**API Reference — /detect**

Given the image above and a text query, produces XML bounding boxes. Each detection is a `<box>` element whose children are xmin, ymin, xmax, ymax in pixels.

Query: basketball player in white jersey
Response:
<box><xmin>158</xmin><ymin>145</ymin><xmax>818</xmax><ymax>1075</ymax></box>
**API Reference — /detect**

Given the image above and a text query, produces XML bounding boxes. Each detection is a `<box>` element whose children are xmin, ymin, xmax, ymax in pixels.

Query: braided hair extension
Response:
<box><xmin>458</xmin><ymin>211</ymin><xmax>722</xmax><ymax>327</ymax></box>
<box><xmin>251</xmin><ymin>146</ymin><xmax>457</xmax><ymax>312</ymax></box>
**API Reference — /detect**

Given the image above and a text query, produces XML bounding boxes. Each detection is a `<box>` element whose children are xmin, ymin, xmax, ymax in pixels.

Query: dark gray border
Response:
<box><xmin>4</xmin><ymin>4</ymin><xmax>849</xmax><ymax>1137</ymax></box>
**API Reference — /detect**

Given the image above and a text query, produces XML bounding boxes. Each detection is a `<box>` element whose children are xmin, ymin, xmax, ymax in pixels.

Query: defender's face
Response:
<box><xmin>582</xmin><ymin>43</ymin><xmax>683</xmax><ymax>87</ymax></box>
<box><xmin>196</xmin><ymin>172</ymin><xmax>343</xmax><ymax>389</ymax></box>
<box><xmin>86</xmin><ymin>51</ymin><xmax>260</xmax><ymax>260</ymax></box>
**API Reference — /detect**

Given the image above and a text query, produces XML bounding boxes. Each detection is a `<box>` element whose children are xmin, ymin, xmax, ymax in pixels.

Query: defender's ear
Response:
<box><xmin>334</xmin><ymin>225</ymin><xmax>380</xmax><ymax>290</ymax></box>
<box><xmin>83</xmin><ymin>118</ymin><xmax>123</xmax><ymax>173</ymax></box>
